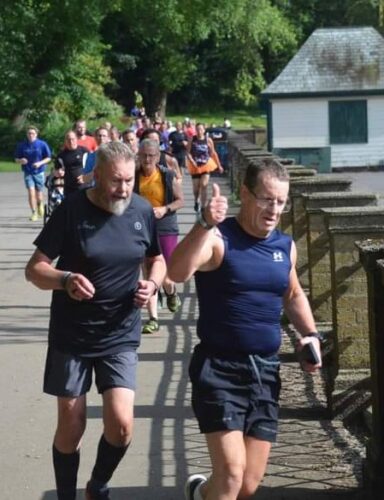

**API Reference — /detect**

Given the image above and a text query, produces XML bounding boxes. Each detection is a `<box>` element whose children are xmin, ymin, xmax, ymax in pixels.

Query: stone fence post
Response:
<box><xmin>227</xmin><ymin>138</ymin><xmax>273</xmax><ymax>195</ymax></box>
<box><xmin>358</xmin><ymin>242</ymin><xmax>384</xmax><ymax>493</ymax></box>
<box><xmin>289</xmin><ymin>177</ymin><xmax>352</xmax><ymax>288</ymax></box>
<box><xmin>305</xmin><ymin>193</ymin><xmax>378</xmax><ymax>325</ymax></box>
<box><xmin>323</xmin><ymin>208</ymin><xmax>384</xmax><ymax>417</ymax></box>
<box><xmin>279</xmin><ymin>167</ymin><xmax>317</xmax><ymax>235</ymax></box>
<box><xmin>287</xmin><ymin>168</ymin><xmax>318</xmax><ymax>177</ymax></box>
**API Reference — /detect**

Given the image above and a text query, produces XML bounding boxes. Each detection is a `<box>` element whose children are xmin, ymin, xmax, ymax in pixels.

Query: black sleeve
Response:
<box><xmin>33</xmin><ymin>201</ymin><xmax>67</xmax><ymax>260</ymax></box>
<box><xmin>55</xmin><ymin>151</ymin><xmax>64</xmax><ymax>170</ymax></box>
<box><xmin>146</xmin><ymin>210</ymin><xmax>162</xmax><ymax>258</ymax></box>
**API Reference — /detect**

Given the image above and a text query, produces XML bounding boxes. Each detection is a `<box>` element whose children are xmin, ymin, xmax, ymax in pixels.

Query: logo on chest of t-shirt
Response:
<box><xmin>78</xmin><ymin>221</ymin><xmax>96</xmax><ymax>231</ymax></box>
<box><xmin>134</xmin><ymin>221</ymin><xmax>142</xmax><ymax>231</ymax></box>
<box><xmin>273</xmin><ymin>251</ymin><xmax>284</xmax><ymax>262</ymax></box>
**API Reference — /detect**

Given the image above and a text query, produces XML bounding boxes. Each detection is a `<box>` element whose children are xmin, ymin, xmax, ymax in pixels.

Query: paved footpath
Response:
<box><xmin>1</xmin><ymin>170</ymin><xmax>381</xmax><ymax>499</ymax></box>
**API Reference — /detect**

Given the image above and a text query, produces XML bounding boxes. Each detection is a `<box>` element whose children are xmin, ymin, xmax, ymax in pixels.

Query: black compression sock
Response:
<box><xmin>52</xmin><ymin>445</ymin><xmax>80</xmax><ymax>500</ymax></box>
<box><xmin>88</xmin><ymin>435</ymin><xmax>129</xmax><ymax>492</ymax></box>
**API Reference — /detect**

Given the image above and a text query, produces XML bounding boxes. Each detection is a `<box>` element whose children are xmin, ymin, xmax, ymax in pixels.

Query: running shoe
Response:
<box><xmin>194</xmin><ymin>201</ymin><xmax>200</xmax><ymax>213</ymax></box>
<box><xmin>166</xmin><ymin>291</ymin><xmax>181</xmax><ymax>313</ymax></box>
<box><xmin>142</xmin><ymin>317</ymin><xmax>159</xmax><ymax>334</ymax></box>
<box><xmin>184</xmin><ymin>474</ymin><xmax>207</xmax><ymax>500</ymax></box>
<box><xmin>37</xmin><ymin>203</ymin><xmax>44</xmax><ymax>218</ymax></box>
<box><xmin>30</xmin><ymin>212</ymin><xmax>38</xmax><ymax>222</ymax></box>
<box><xmin>85</xmin><ymin>481</ymin><xmax>110</xmax><ymax>500</ymax></box>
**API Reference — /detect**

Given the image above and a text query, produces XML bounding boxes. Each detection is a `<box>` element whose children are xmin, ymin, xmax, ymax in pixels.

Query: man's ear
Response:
<box><xmin>239</xmin><ymin>184</ymin><xmax>248</xmax><ymax>201</ymax></box>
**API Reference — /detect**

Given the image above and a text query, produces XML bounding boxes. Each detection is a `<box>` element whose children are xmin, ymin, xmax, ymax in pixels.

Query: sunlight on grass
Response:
<box><xmin>0</xmin><ymin>160</ymin><xmax>19</xmax><ymax>172</ymax></box>
<box><xmin>168</xmin><ymin>109</ymin><xmax>266</xmax><ymax>129</ymax></box>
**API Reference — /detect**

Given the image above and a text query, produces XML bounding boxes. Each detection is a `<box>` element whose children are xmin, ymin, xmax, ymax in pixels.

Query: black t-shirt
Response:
<box><xmin>55</xmin><ymin>146</ymin><xmax>88</xmax><ymax>194</ymax></box>
<box><xmin>34</xmin><ymin>190</ymin><xmax>160</xmax><ymax>356</ymax></box>
<box><xmin>169</xmin><ymin>131</ymin><xmax>187</xmax><ymax>155</ymax></box>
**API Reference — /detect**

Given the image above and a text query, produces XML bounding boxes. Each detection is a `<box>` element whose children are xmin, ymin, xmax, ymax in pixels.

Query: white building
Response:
<box><xmin>261</xmin><ymin>27</ymin><xmax>384</xmax><ymax>171</ymax></box>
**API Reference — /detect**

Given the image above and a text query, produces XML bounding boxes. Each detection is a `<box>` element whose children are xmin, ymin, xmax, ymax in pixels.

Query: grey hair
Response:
<box><xmin>95</xmin><ymin>141</ymin><xmax>135</xmax><ymax>170</ymax></box>
<box><xmin>139</xmin><ymin>138</ymin><xmax>160</xmax><ymax>152</ymax></box>
<box><xmin>243</xmin><ymin>158</ymin><xmax>289</xmax><ymax>191</ymax></box>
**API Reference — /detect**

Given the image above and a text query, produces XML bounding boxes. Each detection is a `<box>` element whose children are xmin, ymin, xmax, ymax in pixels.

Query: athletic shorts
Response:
<box><xmin>175</xmin><ymin>153</ymin><xmax>186</xmax><ymax>170</ymax></box>
<box><xmin>189</xmin><ymin>344</ymin><xmax>281</xmax><ymax>442</ymax></box>
<box><xmin>159</xmin><ymin>234</ymin><xmax>178</xmax><ymax>263</ymax></box>
<box><xmin>24</xmin><ymin>171</ymin><xmax>45</xmax><ymax>191</ymax></box>
<box><xmin>43</xmin><ymin>347</ymin><xmax>138</xmax><ymax>397</ymax></box>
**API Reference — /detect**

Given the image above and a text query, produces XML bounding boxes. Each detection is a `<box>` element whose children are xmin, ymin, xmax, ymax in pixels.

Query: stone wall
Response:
<box><xmin>358</xmin><ymin>242</ymin><xmax>384</xmax><ymax>492</ymax></box>
<box><xmin>305</xmin><ymin>193</ymin><xmax>378</xmax><ymax>325</ymax></box>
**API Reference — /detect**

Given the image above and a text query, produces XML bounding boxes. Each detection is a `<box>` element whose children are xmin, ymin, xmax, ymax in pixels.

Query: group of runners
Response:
<box><xmin>20</xmin><ymin>115</ymin><xmax>322</xmax><ymax>500</ymax></box>
<box><xmin>14</xmin><ymin>117</ymin><xmax>225</xmax><ymax>220</ymax></box>
<box><xmin>15</xmin><ymin>116</ymin><xmax>224</xmax><ymax>336</ymax></box>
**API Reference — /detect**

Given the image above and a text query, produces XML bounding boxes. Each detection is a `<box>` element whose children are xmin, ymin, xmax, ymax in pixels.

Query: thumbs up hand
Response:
<box><xmin>204</xmin><ymin>183</ymin><xmax>228</xmax><ymax>226</ymax></box>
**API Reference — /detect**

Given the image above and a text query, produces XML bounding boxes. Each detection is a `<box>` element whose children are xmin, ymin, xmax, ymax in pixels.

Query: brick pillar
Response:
<box><xmin>280</xmin><ymin>169</ymin><xmax>317</xmax><ymax>235</ymax></box>
<box><xmin>290</xmin><ymin>176</ymin><xmax>352</xmax><ymax>288</ymax></box>
<box><xmin>324</xmin><ymin>207</ymin><xmax>384</xmax><ymax>416</ymax></box>
<box><xmin>358</xmin><ymin>241</ymin><xmax>384</xmax><ymax>492</ymax></box>
<box><xmin>305</xmin><ymin>193</ymin><xmax>378</xmax><ymax>324</ymax></box>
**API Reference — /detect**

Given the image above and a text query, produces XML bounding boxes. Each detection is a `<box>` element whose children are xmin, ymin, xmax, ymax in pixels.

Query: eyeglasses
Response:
<box><xmin>139</xmin><ymin>152</ymin><xmax>158</xmax><ymax>159</ymax></box>
<box><xmin>248</xmin><ymin>189</ymin><xmax>291</xmax><ymax>213</ymax></box>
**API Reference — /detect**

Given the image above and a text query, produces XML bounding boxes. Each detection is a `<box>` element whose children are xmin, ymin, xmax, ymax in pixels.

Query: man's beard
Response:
<box><xmin>107</xmin><ymin>196</ymin><xmax>131</xmax><ymax>216</ymax></box>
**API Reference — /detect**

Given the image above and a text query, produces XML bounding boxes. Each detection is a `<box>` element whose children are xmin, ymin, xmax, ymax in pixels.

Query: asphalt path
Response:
<box><xmin>1</xmin><ymin>169</ymin><xmax>380</xmax><ymax>499</ymax></box>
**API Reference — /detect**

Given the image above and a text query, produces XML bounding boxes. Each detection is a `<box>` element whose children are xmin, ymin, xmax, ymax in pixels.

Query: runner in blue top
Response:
<box><xmin>14</xmin><ymin>125</ymin><xmax>52</xmax><ymax>221</ymax></box>
<box><xmin>169</xmin><ymin>158</ymin><xmax>322</xmax><ymax>500</ymax></box>
<box><xmin>25</xmin><ymin>141</ymin><xmax>166</xmax><ymax>500</ymax></box>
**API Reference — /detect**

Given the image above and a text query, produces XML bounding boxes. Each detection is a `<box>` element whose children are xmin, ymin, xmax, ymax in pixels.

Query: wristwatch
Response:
<box><xmin>197</xmin><ymin>210</ymin><xmax>215</xmax><ymax>230</ymax></box>
<box><xmin>306</xmin><ymin>331</ymin><xmax>325</xmax><ymax>344</ymax></box>
<box><xmin>166</xmin><ymin>205</ymin><xmax>172</xmax><ymax>214</ymax></box>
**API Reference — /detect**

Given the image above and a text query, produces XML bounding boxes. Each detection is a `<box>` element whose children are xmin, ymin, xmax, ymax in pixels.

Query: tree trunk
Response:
<box><xmin>147</xmin><ymin>86</ymin><xmax>167</xmax><ymax>120</ymax></box>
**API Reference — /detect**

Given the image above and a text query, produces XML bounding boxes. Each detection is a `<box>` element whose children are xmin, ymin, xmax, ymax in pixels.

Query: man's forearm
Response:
<box><xmin>284</xmin><ymin>290</ymin><xmax>317</xmax><ymax>336</ymax></box>
<box><xmin>147</xmin><ymin>255</ymin><xmax>167</xmax><ymax>288</ymax></box>
<box><xmin>168</xmin><ymin>223</ymin><xmax>213</xmax><ymax>282</ymax></box>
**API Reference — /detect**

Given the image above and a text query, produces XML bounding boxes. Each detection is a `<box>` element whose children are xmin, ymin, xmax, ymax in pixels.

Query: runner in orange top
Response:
<box><xmin>186</xmin><ymin>123</ymin><xmax>223</xmax><ymax>212</ymax></box>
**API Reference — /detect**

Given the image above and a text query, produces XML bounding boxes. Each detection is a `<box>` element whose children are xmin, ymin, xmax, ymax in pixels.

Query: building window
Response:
<box><xmin>329</xmin><ymin>100</ymin><xmax>367</xmax><ymax>144</ymax></box>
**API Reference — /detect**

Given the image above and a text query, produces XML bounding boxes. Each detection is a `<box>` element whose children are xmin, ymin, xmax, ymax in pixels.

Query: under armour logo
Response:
<box><xmin>134</xmin><ymin>221</ymin><xmax>142</xmax><ymax>230</ymax></box>
<box><xmin>273</xmin><ymin>251</ymin><xmax>284</xmax><ymax>262</ymax></box>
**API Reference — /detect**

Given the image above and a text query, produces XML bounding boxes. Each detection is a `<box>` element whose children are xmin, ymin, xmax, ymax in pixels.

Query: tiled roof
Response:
<box><xmin>262</xmin><ymin>27</ymin><xmax>384</xmax><ymax>96</ymax></box>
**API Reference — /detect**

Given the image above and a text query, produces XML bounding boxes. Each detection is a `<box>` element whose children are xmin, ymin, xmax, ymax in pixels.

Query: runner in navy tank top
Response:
<box><xmin>169</xmin><ymin>159</ymin><xmax>322</xmax><ymax>500</ymax></box>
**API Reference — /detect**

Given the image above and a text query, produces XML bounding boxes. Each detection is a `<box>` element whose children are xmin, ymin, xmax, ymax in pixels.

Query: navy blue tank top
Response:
<box><xmin>191</xmin><ymin>135</ymin><xmax>210</xmax><ymax>165</ymax></box>
<box><xmin>195</xmin><ymin>217</ymin><xmax>292</xmax><ymax>356</ymax></box>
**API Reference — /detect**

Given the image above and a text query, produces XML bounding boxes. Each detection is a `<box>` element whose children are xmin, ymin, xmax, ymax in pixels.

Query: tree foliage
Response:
<box><xmin>0</xmin><ymin>0</ymin><xmax>383</xmax><ymax>128</ymax></box>
<box><xmin>102</xmin><ymin>0</ymin><xmax>297</xmax><ymax>114</ymax></box>
<box><xmin>275</xmin><ymin>0</ymin><xmax>384</xmax><ymax>39</ymax></box>
<box><xmin>0</xmin><ymin>0</ymin><xmax>121</xmax><ymax>127</ymax></box>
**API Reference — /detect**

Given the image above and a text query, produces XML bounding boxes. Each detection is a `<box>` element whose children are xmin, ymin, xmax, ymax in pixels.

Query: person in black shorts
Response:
<box><xmin>168</xmin><ymin>159</ymin><xmax>322</xmax><ymax>500</ymax></box>
<box><xmin>25</xmin><ymin>141</ymin><xmax>166</xmax><ymax>500</ymax></box>
<box><xmin>169</xmin><ymin>121</ymin><xmax>188</xmax><ymax>171</ymax></box>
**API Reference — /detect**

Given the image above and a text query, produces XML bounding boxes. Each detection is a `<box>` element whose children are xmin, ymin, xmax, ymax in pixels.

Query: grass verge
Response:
<box><xmin>0</xmin><ymin>160</ymin><xmax>19</xmax><ymax>172</ymax></box>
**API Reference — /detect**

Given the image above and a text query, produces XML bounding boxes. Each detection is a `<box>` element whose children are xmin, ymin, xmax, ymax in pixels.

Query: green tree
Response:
<box><xmin>276</xmin><ymin>0</ymin><xmax>384</xmax><ymax>40</ymax></box>
<box><xmin>0</xmin><ymin>0</ymin><xmax>121</xmax><ymax>127</ymax></box>
<box><xmin>103</xmin><ymin>0</ymin><xmax>297</xmax><ymax>115</ymax></box>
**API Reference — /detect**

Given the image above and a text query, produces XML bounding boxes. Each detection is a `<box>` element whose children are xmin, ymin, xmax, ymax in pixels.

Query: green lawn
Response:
<box><xmin>0</xmin><ymin>160</ymin><xmax>19</xmax><ymax>172</ymax></box>
<box><xmin>167</xmin><ymin>109</ymin><xmax>266</xmax><ymax>129</ymax></box>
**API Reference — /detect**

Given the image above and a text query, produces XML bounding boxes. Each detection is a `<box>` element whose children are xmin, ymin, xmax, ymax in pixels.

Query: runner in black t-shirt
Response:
<box><xmin>55</xmin><ymin>130</ymin><xmax>89</xmax><ymax>197</ymax></box>
<box><xmin>169</xmin><ymin>121</ymin><xmax>188</xmax><ymax>171</ymax></box>
<box><xmin>25</xmin><ymin>141</ymin><xmax>166</xmax><ymax>500</ymax></box>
